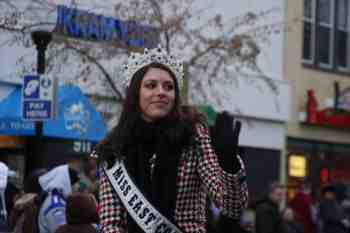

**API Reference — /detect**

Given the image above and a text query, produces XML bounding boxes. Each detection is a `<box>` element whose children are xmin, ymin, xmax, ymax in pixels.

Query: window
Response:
<box><xmin>303</xmin><ymin>0</ymin><xmax>316</xmax><ymax>62</ymax></box>
<box><xmin>302</xmin><ymin>0</ymin><xmax>350</xmax><ymax>71</ymax></box>
<box><xmin>317</xmin><ymin>0</ymin><xmax>334</xmax><ymax>67</ymax></box>
<box><xmin>336</xmin><ymin>0</ymin><xmax>349</xmax><ymax>70</ymax></box>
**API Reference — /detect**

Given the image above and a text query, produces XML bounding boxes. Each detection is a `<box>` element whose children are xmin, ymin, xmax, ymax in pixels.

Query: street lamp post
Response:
<box><xmin>26</xmin><ymin>30</ymin><xmax>52</xmax><ymax>174</ymax></box>
<box><xmin>31</xmin><ymin>31</ymin><xmax>52</xmax><ymax>75</ymax></box>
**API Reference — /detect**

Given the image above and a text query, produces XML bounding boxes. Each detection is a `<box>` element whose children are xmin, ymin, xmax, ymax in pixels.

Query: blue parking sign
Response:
<box><xmin>23</xmin><ymin>101</ymin><xmax>52</xmax><ymax>119</ymax></box>
<box><xmin>22</xmin><ymin>74</ymin><xmax>56</xmax><ymax>121</ymax></box>
<box><xmin>23</xmin><ymin>75</ymin><xmax>40</xmax><ymax>98</ymax></box>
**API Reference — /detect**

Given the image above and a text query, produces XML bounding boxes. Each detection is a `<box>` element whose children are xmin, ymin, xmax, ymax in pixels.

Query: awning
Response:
<box><xmin>43</xmin><ymin>84</ymin><xmax>107</xmax><ymax>142</ymax></box>
<box><xmin>0</xmin><ymin>84</ymin><xmax>107</xmax><ymax>141</ymax></box>
<box><xmin>0</xmin><ymin>87</ymin><xmax>35</xmax><ymax>136</ymax></box>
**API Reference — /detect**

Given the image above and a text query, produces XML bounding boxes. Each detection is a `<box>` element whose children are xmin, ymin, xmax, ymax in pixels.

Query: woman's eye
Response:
<box><xmin>145</xmin><ymin>82</ymin><xmax>156</xmax><ymax>89</ymax></box>
<box><xmin>163</xmin><ymin>83</ymin><xmax>174</xmax><ymax>91</ymax></box>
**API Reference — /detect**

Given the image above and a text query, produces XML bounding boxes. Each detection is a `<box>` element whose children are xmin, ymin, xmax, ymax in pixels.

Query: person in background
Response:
<box><xmin>5</xmin><ymin>181</ymin><xmax>20</xmax><ymax>222</ymax></box>
<box><xmin>38</xmin><ymin>164</ymin><xmax>80</xmax><ymax>233</ymax></box>
<box><xmin>206</xmin><ymin>199</ymin><xmax>221</xmax><ymax>233</ymax></box>
<box><xmin>0</xmin><ymin>163</ymin><xmax>20</xmax><ymax>232</ymax></box>
<box><xmin>289</xmin><ymin>183</ymin><xmax>316</xmax><ymax>233</ymax></box>
<box><xmin>239</xmin><ymin>208</ymin><xmax>255</xmax><ymax>233</ymax></box>
<box><xmin>319</xmin><ymin>185</ymin><xmax>349</xmax><ymax>233</ymax></box>
<box><xmin>80</xmin><ymin>158</ymin><xmax>99</xmax><ymax>197</ymax></box>
<box><xmin>95</xmin><ymin>45</ymin><xmax>248</xmax><ymax>233</ymax></box>
<box><xmin>255</xmin><ymin>182</ymin><xmax>285</xmax><ymax>233</ymax></box>
<box><xmin>9</xmin><ymin>169</ymin><xmax>47</xmax><ymax>233</ymax></box>
<box><xmin>281</xmin><ymin>207</ymin><xmax>304</xmax><ymax>233</ymax></box>
<box><xmin>54</xmin><ymin>192</ymin><xmax>99</xmax><ymax>233</ymax></box>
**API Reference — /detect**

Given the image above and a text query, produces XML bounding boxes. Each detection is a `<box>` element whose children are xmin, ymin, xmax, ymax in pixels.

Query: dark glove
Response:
<box><xmin>210</xmin><ymin>111</ymin><xmax>241</xmax><ymax>173</ymax></box>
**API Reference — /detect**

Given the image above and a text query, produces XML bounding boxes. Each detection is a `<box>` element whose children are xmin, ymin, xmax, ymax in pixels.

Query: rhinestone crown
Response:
<box><xmin>122</xmin><ymin>45</ymin><xmax>184</xmax><ymax>88</ymax></box>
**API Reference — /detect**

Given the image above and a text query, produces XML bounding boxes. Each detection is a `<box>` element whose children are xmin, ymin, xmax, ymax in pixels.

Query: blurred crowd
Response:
<box><xmin>207</xmin><ymin>181</ymin><xmax>350</xmax><ymax>233</ymax></box>
<box><xmin>0</xmin><ymin>156</ymin><xmax>99</xmax><ymax>233</ymax></box>
<box><xmin>2</xmin><ymin>155</ymin><xmax>350</xmax><ymax>233</ymax></box>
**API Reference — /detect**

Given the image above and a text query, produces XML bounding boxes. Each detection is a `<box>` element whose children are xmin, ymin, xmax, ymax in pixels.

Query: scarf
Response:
<box><xmin>123</xmin><ymin>118</ymin><xmax>186</xmax><ymax>233</ymax></box>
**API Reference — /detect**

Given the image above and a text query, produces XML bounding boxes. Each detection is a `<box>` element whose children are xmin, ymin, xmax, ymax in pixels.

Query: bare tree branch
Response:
<box><xmin>0</xmin><ymin>0</ymin><xmax>285</xmax><ymax>108</ymax></box>
<box><xmin>188</xmin><ymin>39</ymin><xmax>223</xmax><ymax>66</ymax></box>
<box><xmin>64</xmin><ymin>44</ymin><xmax>124</xmax><ymax>102</ymax></box>
<box><xmin>0</xmin><ymin>0</ymin><xmax>17</xmax><ymax>10</ymax></box>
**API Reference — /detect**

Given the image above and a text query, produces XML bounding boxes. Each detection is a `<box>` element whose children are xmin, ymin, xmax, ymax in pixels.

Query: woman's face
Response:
<box><xmin>283</xmin><ymin>208</ymin><xmax>294</xmax><ymax>222</ymax></box>
<box><xmin>139</xmin><ymin>67</ymin><xmax>176</xmax><ymax>122</ymax></box>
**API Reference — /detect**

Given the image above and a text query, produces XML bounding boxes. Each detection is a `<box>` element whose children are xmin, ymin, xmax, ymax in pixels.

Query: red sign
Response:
<box><xmin>305</xmin><ymin>89</ymin><xmax>350</xmax><ymax>129</ymax></box>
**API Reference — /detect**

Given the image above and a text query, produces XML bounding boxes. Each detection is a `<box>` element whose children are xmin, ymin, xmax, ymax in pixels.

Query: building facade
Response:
<box><xmin>285</xmin><ymin>0</ymin><xmax>350</xmax><ymax>199</ymax></box>
<box><xmin>0</xmin><ymin>0</ymin><xmax>293</xmax><ymax>200</ymax></box>
<box><xmin>0</xmin><ymin>80</ymin><xmax>107</xmax><ymax>182</ymax></box>
<box><xmin>189</xmin><ymin>0</ymin><xmax>291</xmax><ymax>201</ymax></box>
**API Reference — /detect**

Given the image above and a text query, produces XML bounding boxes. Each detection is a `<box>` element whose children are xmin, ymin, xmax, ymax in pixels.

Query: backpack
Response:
<box><xmin>10</xmin><ymin>191</ymin><xmax>48</xmax><ymax>233</ymax></box>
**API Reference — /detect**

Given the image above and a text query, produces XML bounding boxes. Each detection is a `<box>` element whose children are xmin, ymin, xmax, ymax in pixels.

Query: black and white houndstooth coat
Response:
<box><xmin>98</xmin><ymin>124</ymin><xmax>248</xmax><ymax>233</ymax></box>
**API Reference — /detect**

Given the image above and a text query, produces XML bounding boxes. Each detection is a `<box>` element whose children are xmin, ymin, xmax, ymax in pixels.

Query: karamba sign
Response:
<box><xmin>54</xmin><ymin>5</ymin><xmax>159</xmax><ymax>48</ymax></box>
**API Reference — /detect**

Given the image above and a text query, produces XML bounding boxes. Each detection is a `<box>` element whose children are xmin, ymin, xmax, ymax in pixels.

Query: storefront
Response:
<box><xmin>0</xmin><ymin>83</ymin><xmax>35</xmax><ymax>186</ymax></box>
<box><xmin>238</xmin><ymin>118</ymin><xmax>287</xmax><ymax>202</ymax></box>
<box><xmin>30</xmin><ymin>84</ymin><xmax>107</xmax><ymax>170</ymax></box>
<box><xmin>287</xmin><ymin>138</ymin><xmax>350</xmax><ymax>199</ymax></box>
<box><xmin>287</xmin><ymin>88</ymin><xmax>350</xmax><ymax>200</ymax></box>
<box><xmin>0</xmin><ymin>136</ymin><xmax>26</xmax><ymax>187</ymax></box>
<box><xmin>0</xmin><ymin>83</ymin><xmax>107</xmax><ymax>179</ymax></box>
<box><xmin>38</xmin><ymin>138</ymin><xmax>97</xmax><ymax>169</ymax></box>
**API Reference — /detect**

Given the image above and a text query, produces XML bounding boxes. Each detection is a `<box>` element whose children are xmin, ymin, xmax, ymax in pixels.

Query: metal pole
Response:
<box><xmin>26</xmin><ymin>31</ymin><xmax>52</xmax><ymax>174</ymax></box>
<box><xmin>32</xmin><ymin>31</ymin><xmax>52</xmax><ymax>74</ymax></box>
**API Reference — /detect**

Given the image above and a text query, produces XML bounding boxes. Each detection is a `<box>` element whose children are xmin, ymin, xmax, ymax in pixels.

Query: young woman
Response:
<box><xmin>95</xmin><ymin>46</ymin><xmax>248</xmax><ymax>233</ymax></box>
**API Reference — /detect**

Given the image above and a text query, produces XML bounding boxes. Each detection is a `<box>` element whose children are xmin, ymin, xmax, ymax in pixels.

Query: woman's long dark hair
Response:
<box><xmin>96</xmin><ymin>62</ymin><xmax>205</xmax><ymax>166</ymax></box>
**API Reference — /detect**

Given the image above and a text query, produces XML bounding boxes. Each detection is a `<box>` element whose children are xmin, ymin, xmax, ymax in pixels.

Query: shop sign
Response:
<box><xmin>73</xmin><ymin>140</ymin><xmax>92</xmax><ymax>153</ymax></box>
<box><xmin>43</xmin><ymin>85</ymin><xmax>107</xmax><ymax>141</ymax></box>
<box><xmin>288</xmin><ymin>155</ymin><xmax>306</xmax><ymax>178</ymax></box>
<box><xmin>54</xmin><ymin>5</ymin><xmax>158</xmax><ymax>48</ymax></box>
<box><xmin>64</xmin><ymin>101</ymin><xmax>90</xmax><ymax>135</ymax></box>
<box><xmin>0</xmin><ymin>119</ymin><xmax>35</xmax><ymax>136</ymax></box>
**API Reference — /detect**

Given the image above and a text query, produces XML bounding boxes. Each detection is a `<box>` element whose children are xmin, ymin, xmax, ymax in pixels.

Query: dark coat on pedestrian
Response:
<box><xmin>282</xmin><ymin>221</ymin><xmax>304</xmax><ymax>233</ymax></box>
<box><xmin>289</xmin><ymin>191</ymin><xmax>315</xmax><ymax>233</ymax></box>
<box><xmin>319</xmin><ymin>198</ymin><xmax>349</xmax><ymax>233</ymax></box>
<box><xmin>255</xmin><ymin>198</ymin><xmax>283</xmax><ymax>233</ymax></box>
<box><xmin>54</xmin><ymin>192</ymin><xmax>99</xmax><ymax>233</ymax></box>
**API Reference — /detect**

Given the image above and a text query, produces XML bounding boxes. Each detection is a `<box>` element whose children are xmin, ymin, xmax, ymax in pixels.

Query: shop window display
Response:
<box><xmin>287</xmin><ymin>138</ymin><xmax>350</xmax><ymax>201</ymax></box>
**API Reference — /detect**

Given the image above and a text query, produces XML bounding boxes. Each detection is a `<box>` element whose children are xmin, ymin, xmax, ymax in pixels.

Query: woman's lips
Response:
<box><xmin>151</xmin><ymin>101</ymin><xmax>168</xmax><ymax>106</ymax></box>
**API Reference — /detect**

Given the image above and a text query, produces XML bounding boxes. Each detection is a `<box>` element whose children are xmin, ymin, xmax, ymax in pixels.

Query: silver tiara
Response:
<box><xmin>122</xmin><ymin>45</ymin><xmax>184</xmax><ymax>88</ymax></box>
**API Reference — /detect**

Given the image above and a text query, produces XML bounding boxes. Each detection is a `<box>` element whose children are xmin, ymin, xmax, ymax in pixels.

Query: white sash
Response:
<box><xmin>104</xmin><ymin>159</ymin><xmax>184</xmax><ymax>233</ymax></box>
